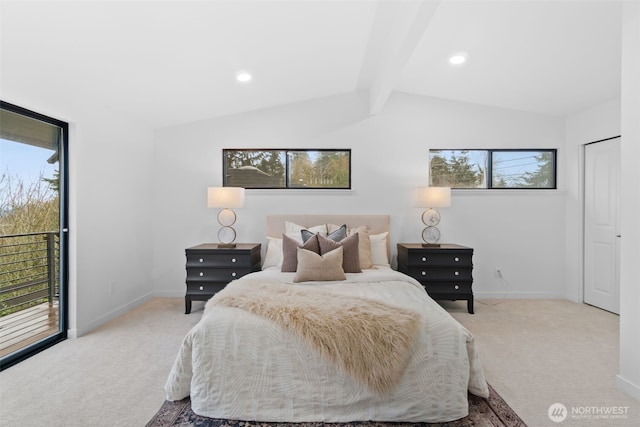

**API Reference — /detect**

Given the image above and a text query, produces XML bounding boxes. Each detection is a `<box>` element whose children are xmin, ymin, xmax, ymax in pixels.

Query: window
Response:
<box><xmin>0</xmin><ymin>100</ymin><xmax>69</xmax><ymax>370</ymax></box>
<box><xmin>223</xmin><ymin>149</ymin><xmax>351</xmax><ymax>189</ymax></box>
<box><xmin>429</xmin><ymin>149</ymin><xmax>557</xmax><ymax>189</ymax></box>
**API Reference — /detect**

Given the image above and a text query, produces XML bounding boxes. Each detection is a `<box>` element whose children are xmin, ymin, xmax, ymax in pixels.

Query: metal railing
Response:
<box><xmin>0</xmin><ymin>232</ymin><xmax>59</xmax><ymax>316</ymax></box>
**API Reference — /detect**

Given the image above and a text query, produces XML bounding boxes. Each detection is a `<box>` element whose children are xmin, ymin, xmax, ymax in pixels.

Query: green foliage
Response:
<box><xmin>225</xmin><ymin>150</ymin><xmax>285</xmax><ymax>178</ymax></box>
<box><xmin>521</xmin><ymin>152</ymin><xmax>554</xmax><ymax>188</ymax></box>
<box><xmin>1</xmin><ymin>172</ymin><xmax>59</xmax><ymax>316</ymax></box>
<box><xmin>0</xmin><ymin>173</ymin><xmax>59</xmax><ymax>235</ymax></box>
<box><xmin>430</xmin><ymin>151</ymin><xmax>484</xmax><ymax>188</ymax></box>
<box><xmin>289</xmin><ymin>151</ymin><xmax>349</xmax><ymax>188</ymax></box>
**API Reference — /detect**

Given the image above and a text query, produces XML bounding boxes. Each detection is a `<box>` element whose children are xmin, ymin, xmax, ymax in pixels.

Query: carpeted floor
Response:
<box><xmin>2</xmin><ymin>298</ymin><xmax>638</xmax><ymax>426</ymax></box>
<box><xmin>146</xmin><ymin>384</ymin><xmax>526</xmax><ymax>427</ymax></box>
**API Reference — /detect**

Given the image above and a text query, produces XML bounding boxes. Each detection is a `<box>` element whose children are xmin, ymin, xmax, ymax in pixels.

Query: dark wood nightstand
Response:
<box><xmin>397</xmin><ymin>243</ymin><xmax>474</xmax><ymax>314</ymax></box>
<box><xmin>184</xmin><ymin>243</ymin><xmax>261</xmax><ymax>314</ymax></box>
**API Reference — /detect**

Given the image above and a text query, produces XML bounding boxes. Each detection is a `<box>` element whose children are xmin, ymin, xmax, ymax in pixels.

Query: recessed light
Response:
<box><xmin>449</xmin><ymin>54</ymin><xmax>467</xmax><ymax>65</ymax></box>
<box><xmin>235</xmin><ymin>71</ymin><xmax>252</xmax><ymax>83</ymax></box>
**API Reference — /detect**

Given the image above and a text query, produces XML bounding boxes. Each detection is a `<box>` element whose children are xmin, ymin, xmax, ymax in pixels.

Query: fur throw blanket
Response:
<box><xmin>206</xmin><ymin>280</ymin><xmax>422</xmax><ymax>395</ymax></box>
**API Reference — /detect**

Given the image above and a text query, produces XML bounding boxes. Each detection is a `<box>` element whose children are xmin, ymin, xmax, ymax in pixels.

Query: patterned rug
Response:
<box><xmin>146</xmin><ymin>384</ymin><xmax>527</xmax><ymax>427</ymax></box>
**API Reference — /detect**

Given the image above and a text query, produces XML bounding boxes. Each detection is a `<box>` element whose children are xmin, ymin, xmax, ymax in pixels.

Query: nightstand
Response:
<box><xmin>397</xmin><ymin>243</ymin><xmax>474</xmax><ymax>314</ymax></box>
<box><xmin>184</xmin><ymin>243</ymin><xmax>261</xmax><ymax>314</ymax></box>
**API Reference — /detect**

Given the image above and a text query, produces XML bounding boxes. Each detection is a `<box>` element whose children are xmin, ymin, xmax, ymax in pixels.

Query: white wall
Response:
<box><xmin>70</xmin><ymin>109</ymin><xmax>155</xmax><ymax>336</ymax></box>
<box><xmin>152</xmin><ymin>91</ymin><xmax>567</xmax><ymax>302</ymax></box>
<box><xmin>564</xmin><ymin>98</ymin><xmax>621</xmax><ymax>302</ymax></box>
<box><xmin>617</xmin><ymin>1</ymin><xmax>640</xmax><ymax>401</ymax></box>
<box><xmin>0</xmin><ymin>94</ymin><xmax>156</xmax><ymax>337</ymax></box>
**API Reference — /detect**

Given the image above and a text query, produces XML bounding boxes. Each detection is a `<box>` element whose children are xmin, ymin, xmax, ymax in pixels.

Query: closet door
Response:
<box><xmin>584</xmin><ymin>137</ymin><xmax>620</xmax><ymax>314</ymax></box>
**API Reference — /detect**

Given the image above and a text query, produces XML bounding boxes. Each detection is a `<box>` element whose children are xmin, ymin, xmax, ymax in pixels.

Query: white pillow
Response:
<box><xmin>262</xmin><ymin>236</ymin><xmax>283</xmax><ymax>268</ymax></box>
<box><xmin>370</xmin><ymin>232</ymin><xmax>389</xmax><ymax>266</ymax></box>
<box><xmin>263</xmin><ymin>223</ymin><xmax>327</xmax><ymax>268</ymax></box>
<box><xmin>285</xmin><ymin>221</ymin><xmax>326</xmax><ymax>243</ymax></box>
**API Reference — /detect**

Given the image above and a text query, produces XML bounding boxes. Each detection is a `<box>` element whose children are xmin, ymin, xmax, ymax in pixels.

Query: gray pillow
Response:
<box><xmin>301</xmin><ymin>224</ymin><xmax>347</xmax><ymax>243</ymax></box>
<box><xmin>281</xmin><ymin>233</ymin><xmax>320</xmax><ymax>272</ymax></box>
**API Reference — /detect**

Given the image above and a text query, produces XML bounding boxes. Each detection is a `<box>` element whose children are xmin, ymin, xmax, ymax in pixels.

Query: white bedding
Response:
<box><xmin>165</xmin><ymin>268</ymin><xmax>489</xmax><ymax>423</ymax></box>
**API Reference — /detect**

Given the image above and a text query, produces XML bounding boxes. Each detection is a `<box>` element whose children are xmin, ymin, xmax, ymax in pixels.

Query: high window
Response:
<box><xmin>223</xmin><ymin>149</ymin><xmax>351</xmax><ymax>189</ymax></box>
<box><xmin>429</xmin><ymin>149</ymin><xmax>557</xmax><ymax>189</ymax></box>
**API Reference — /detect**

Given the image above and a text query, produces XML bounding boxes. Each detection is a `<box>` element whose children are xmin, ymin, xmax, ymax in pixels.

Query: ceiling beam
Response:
<box><xmin>367</xmin><ymin>0</ymin><xmax>440</xmax><ymax>115</ymax></box>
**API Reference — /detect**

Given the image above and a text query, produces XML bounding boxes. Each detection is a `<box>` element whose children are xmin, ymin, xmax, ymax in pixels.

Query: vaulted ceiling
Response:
<box><xmin>0</xmin><ymin>1</ymin><xmax>623</xmax><ymax>128</ymax></box>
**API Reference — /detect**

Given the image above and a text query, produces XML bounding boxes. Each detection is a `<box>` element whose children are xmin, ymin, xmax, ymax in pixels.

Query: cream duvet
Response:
<box><xmin>164</xmin><ymin>268</ymin><xmax>488</xmax><ymax>422</ymax></box>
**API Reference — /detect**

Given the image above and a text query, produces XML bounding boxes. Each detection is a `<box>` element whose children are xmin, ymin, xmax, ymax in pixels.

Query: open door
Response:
<box><xmin>584</xmin><ymin>137</ymin><xmax>620</xmax><ymax>314</ymax></box>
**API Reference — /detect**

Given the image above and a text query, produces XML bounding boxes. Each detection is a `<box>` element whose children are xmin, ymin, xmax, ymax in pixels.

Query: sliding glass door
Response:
<box><xmin>0</xmin><ymin>101</ymin><xmax>68</xmax><ymax>370</ymax></box>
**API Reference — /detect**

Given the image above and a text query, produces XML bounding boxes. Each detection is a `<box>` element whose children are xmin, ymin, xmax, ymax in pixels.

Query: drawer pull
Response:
<box><xmin>454</xmin><ymin>257</ymin><xmax>460</xmax><ymax>262</ymax></box>
<box><xmin>231</xmin><ymin>272</ymin><xmax>237</xmax><ymax>277</ymax></box>
<box><xmin>421</xmin><ymin>256</ymin><xmax>427</xmax><ymax>262</ymax></box>
<box><xmin>231</xmin><ymin>258</ymin><xmax>237</xmax><ymax>263</ymax></box>
<box><xmin>454</xmin><ymin>285</ymin><xmax>459</xmax><ymax>290</ymax></box>
<box><xmin>421</xmin><ymin>271</ymin><xmax>426</xmax><ymax>276</ymax></box>
<box><xmin>199</xmin><ymin>258</ymin><xmax>203</xmax><ymax>263</ymax></box>
<box><xmin>454</xmin><ymin>271</ymin><xmax>459</xmax><ymax>276</ymax></box>
<box><xmin>199</xmin><ymin>286</ymin><xmax>204</xmax><ymax>291</ymax></box>
<box><xmin>199</xmin><ymin>272</ymin><xmax>204</xmax><ymax>277</ymax></box>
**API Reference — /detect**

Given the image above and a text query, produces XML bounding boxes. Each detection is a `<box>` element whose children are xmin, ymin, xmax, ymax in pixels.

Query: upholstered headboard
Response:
<box><xmin>266</xmin><ymin>214</ymin><xmax>391</xmax><ymax>259</ymax></box>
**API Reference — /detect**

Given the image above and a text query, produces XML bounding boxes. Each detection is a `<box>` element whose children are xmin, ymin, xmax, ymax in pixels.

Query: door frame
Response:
<box><xmin>582</xmin><ymin>135</ymin><xmax>621</xmax><ymax>313</ymax></box>
<box><xmin>0</xmin><ymin>100</ymin><xmax>69</xmax><ymax>370</ymax></box>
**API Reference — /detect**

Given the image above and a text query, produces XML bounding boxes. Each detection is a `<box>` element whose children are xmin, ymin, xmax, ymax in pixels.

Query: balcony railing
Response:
<box><xmin>0</xmin><ymin>232</ymin><xmax>59</xmax><ymax>317</ymax></box>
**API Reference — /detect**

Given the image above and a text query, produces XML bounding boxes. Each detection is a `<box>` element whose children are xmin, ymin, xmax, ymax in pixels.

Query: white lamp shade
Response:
<box><xmin>416</xmin><ymin>187</ymin><xmax>451</xmax><ymax>208</ymax></box>
<box><xmin>207</xmin><ymin>187</ymin><xmax>245</xmax><ymax>208</ymax></box>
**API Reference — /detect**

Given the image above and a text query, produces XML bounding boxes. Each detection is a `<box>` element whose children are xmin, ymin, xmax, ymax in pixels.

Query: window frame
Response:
<box><xmin>0</xmin><ymin>100</ymin><xmax>69</xmax><ymax>370</ymax></box>
<box><xmin>429</xmin><ymin>148</ymin><xmax>557</xmax><ymax>190</ymax></box>
<box><xmin>223</xmin><ymin>148</ymin><xmax>352</xmax><ymax>190</ymax></box>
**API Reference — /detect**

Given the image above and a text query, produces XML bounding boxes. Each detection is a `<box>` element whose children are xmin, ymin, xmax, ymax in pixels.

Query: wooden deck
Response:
<box><xmin>0</xmin><ymin>303</ymin><xmax>59</xmax><ymax>358</ymax></box>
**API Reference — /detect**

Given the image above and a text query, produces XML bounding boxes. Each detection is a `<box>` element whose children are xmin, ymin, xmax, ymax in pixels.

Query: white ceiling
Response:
<box><xmin>0</xmin><ymin>1</ymin><xmax>623</xmax><ymax>128</ymax></box>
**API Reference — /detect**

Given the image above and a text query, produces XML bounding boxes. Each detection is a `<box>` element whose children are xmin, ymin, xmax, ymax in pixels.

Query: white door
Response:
<box><xmin>584</xmin><ymin>138</ymin><xmax>620</xmax><ymax>314</ymax></box>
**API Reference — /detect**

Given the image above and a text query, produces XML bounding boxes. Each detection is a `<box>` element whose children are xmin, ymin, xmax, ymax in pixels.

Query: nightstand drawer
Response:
<box><xmin>186</xmin><ymin>268</ymin><xmax>253</xmax><ymax>282</ymax></box>
<box><xmin>402</xmin><ymin>266</ymin><xmax>473</xmax><ymax>281</ymax></box>
<box><xmin>424</xmin><ymin>282</ymin><xmax>472</xmax><ymax>294</ymax></box>
<box><xmin>186</xmin><ymin>282</ymin><xmax>226</xmax><ymax>295</ymax></box>
<box><xmin>404</xmin><ymin>251</ymin><xmax>472</xmax><ymax>267</ymax></box>
<box><xmin>186</xmin><ymin>253</ymin><xmax>255</xmax><ymax>268</ymax></box>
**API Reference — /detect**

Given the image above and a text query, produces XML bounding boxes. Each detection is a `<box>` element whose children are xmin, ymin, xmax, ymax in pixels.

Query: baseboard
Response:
<box><xmin>474</xmin><ymin>291</ymin><xmax>565</xmax><ymax>299</ymax></box>
<box><xmin>153</xmin><ymin>290</ymin><xmax>185</xmax><ymax>298</ymax></box>
<box><xmin>616</xmin><ymin>375</ymin><xmax>640</xmax><ymax>401</ymax></box>
<box><xmin>68</xmin><ymin>292</ymin><xmax>154</xmax><ymax>338</ymax></box>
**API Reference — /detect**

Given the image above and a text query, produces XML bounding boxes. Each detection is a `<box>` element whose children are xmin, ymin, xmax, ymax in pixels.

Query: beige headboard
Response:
<box><xmin>266</xmin><ymin>214</ymin><xmax>390</xmax><ymax>258</ymax></box>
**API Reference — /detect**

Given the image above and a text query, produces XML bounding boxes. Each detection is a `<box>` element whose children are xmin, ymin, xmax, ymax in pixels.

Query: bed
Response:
<box><xmin>165</xmin><ymin>214</ymin><xmax>489</xmax><ymax>423</ymax></box>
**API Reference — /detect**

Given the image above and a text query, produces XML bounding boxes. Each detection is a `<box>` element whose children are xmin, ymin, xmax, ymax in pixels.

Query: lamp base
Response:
<box><xmin>422</xmin><ymin>243</ymin><xmax>442</xmax><ymax>247</ymax></box>
<box><xmin>216</xmin><ymin>243</ymin><xmax>237</xmax><ymax>248</ymax></box>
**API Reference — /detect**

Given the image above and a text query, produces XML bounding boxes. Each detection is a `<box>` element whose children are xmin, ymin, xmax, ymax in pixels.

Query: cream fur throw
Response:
<box><xmin>206</xmin><ymin>280</ymin><xmax>421</xmax><ymax>395</ymax></box>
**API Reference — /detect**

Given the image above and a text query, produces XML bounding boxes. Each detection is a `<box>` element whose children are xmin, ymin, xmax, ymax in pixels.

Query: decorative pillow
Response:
<box><xmin>370</xmin><ymin>232</ymin><xmax>389</xmax><ymax>266</ymax></box>
<box><xmin>328</xmin><ymin>224</ymin><xmax>373</xmax><ymax>269</ymax></box>
<box><xmin>285</xmin><ymin>222</ymin><xmax>326</xmax><ymax>243</ymax></box>
<box><xmin>293</xmin><ymin>247</ymin><xmax>346</xmax><ymax>283</ymax></box>
<box><xmin>317</xmin><ymin>233</ymin><xmax>361</xmax><ymax>273</ymax></box>
<box><xmin>281</xmin><ymin>233</ymin><xmax>320</xmax><ymax>272</ymax></box>
<box><xmin>302</xmin><ymin>223</ymin><xmax>346</xmax><ymax>243</ymax></box>
<box><xmin>262</xmin><ymin>236</ymin><xmax>283</xmax><ymax>268</ymax></box>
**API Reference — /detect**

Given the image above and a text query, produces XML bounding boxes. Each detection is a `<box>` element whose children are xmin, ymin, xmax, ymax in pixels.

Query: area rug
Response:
<box><xmin>146</xmin><ymin>384</ymin><xmax>527</xmax><ymax>427</ymax></box>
